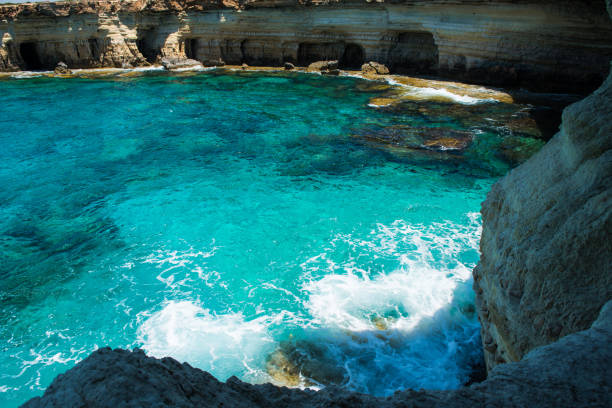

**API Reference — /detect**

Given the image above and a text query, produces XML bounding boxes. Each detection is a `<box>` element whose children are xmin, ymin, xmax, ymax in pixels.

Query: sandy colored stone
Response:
<box><xmin>1</xmin><ymin>1</ymin><xmax>611</xmax><ymax>92</ymax></box>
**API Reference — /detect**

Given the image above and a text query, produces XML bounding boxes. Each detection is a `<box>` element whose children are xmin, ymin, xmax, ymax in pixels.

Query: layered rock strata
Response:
<box><xmin>21</xmin><ymin>302</ymin><xmax>612</xmax><ymax>407</ymax></box>
<box><xmin>1</xmin><ymin>0</ymin><xmax>612</xmax><ymax>93</ymax></box>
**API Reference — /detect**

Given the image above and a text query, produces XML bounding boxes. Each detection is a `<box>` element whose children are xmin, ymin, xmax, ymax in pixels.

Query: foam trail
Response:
<box><xmin>137</xmin><ymin>301</ymin><xmax>275</xmax><ymax>381</ymax></box>
<box><xmin>295</xmin><ymin>215</ymin><xmax>483</xmax><ymax>395</ymax></box>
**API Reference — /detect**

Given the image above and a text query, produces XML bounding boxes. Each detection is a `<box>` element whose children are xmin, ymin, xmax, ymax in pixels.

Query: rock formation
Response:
<box><xmin>1</xmin><ymin>0</ymin><xmax>612</xmax><ymax>92</ymax></box>
<box><xmin>473</xmin><ymin>0</ymin><xmax>612</xmax><ymax>371</ymax></box>
<box><xmin>160</xmin><ymin>56</ymin><xmax>202</xmax><ymax>70</ymax></box>
<box><xmin>20</xmin><ymin>302</ymin><xmax>612</xmax><ymax>407</ymax></box>
<box><xmin>361</xmin><ymin>61</ymin><xmax>390</xmax><ymax>76</ymax></box>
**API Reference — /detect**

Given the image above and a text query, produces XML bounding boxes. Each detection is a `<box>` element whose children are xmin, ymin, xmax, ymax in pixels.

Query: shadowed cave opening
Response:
<box><xmin>389</xmin><ymin>31</ymin><xmax>439</xmax><ymax>74</ymax></box>
<box><xmin>242</xmin><ymin>39</ymin><xmax>272</xmax><ymax>66</ymax></box>
<box><xmin>88</xmin><ymin>38</ymin><xmax>102</xmax><ymax>62</ymax></box>
<box><xmin>297</xmin><ymin>42</ymin><xmax>365</xmax><ymax>68</ymax></box>
<box><xmin>184</xmin><ymin>38</ymin><xmax>198</xmax><ymax>60</ymax></box>
<box><xmin>297</xmin><ymin>42</ymin><xmax>344</xmax><ymax>66</ymax></box>
<box><xmin>19</xmin><ymin>42</ymin><xmax>43</xmax><ymax>70</ymax></box>
<box><xmin>136</xmin><ymin>28</ymin><xmax>161</xmax><ymax>63</ymax></box>
<box><xmin>340</xmin><ymin>43</ymin><xmax>365</xmax><ymax>69</ymax></box>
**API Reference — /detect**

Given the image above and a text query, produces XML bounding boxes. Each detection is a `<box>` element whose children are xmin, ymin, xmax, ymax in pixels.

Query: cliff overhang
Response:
<box><xmin>2</xmin><ymin>0</ymin><xmax>612</xmax><ymax>93</ymax></box>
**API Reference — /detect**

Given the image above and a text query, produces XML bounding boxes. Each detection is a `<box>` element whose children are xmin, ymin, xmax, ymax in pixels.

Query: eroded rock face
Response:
<box><xmin>473</xmin><ymin>0</ymin><xmax>612</xmax><ymax>371</ymax></box>
<box><xmin>161</xmin><ymin>57</ymin><xmax>202</xmax><ymax>70</ymax></box>
<box><xmin>1</xmin><ymin>0</ymin><xmax>611</xmax><ymax>92</ymax></box>
<box><xmin>20</xmin><ymin>302</ymin><xmax>612</xmax><ymax>407</ymax></box>
<box><xmin>362</xmin><ymin>61</ymin><xmax>390</xmax><ymax>75</ymax></box>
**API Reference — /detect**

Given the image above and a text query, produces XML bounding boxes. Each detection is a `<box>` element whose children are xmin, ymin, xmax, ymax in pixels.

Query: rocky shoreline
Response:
<box><xmin>2</xmin><ymin>0</ymin><xmax>612</xmax><ymax>93</ymax></box>
<box><xmin>20</xmin><ymin>303</ymin><xmax>612</xmax><ymax>407</ymax></box>
<box><xmin>5</xmin><ymin>0</ymin><xmax>612</xmax><ymax>406</ymax></box>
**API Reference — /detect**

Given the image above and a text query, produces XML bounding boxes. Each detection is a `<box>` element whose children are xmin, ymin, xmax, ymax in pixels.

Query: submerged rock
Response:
<box><xmin>352</xmin><ymin>125</ymin><xmax>473</xmax><ymax>153</ymax></box>
<box><xmin>266</xmin><ymin>341</ymin><xmax>347</xmax><ymax>388</ymax></box>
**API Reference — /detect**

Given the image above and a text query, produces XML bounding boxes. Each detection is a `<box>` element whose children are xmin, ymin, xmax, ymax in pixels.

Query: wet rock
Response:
<box><xmin>21</xmin><ymin>301</ymin><xmax>612</xmax><ymax>407</ymax></box>
<box><xmin>361</xmin><ymin>61</ymin><xmax>389</xmax><ymax>75</ymax></box>
<box><xmin>266</xmin><ymin>340</ymin><xmax>347</xmax><ymax>387</ymax></box>
<box><xmin>284</xmin><ymin>62</ymin><xmax>295</xmax><ymax>70</ymax></box>
<box><xmin>53</xmin><ymin>61</ymin><xmax>71</xmax><ymax>74</ymax></box>
<box><xmin>307</xmin><ymin>60</ymin><xmax>338</xmax><ymax>74</ymax></box>
<box><xmin>354</xmin><ymin>80</ymin><xmax>393</xmax><ymax>93</ymax></box>
<box><xmin>241</xmin><ymin>63</ymin><xmax>248</xmax><ymax>70</ymax></box>
<box><xmin>266</xmin><ymin>349</ymin><xmax>303</xmax><ymax>387</ymax></box>
<box><xmin>161</xmin><ymin>57</ymin><xmax>203</xmax><ymax>70</ymax></box>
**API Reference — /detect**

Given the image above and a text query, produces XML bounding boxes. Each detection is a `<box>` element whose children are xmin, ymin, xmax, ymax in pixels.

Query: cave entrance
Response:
<box><xmin>389</xmin><ymin>31</ymin><xmax>439</xmax><ymax>74</ymax></box>
<box><xmin>297</xmin><ymin>42</ymin><xmax>344</xmax><ymax>66</ymax></box>
<box><xmin>184</xmin><ymin>38</ymin><xmax>198</xmax><ymax>60</ymax></box>
<box><xmin>19</xmin><ymin>42</ymin><xmax>43</xmax><ymax>70</ymax></box>
<box><xmin>136</xmin><ymin>28</ymin><xmax>161</xmax><ymax>63</ymax></box>
<box><xmin>88</xmin><ymin>38</ymin><xmax>101</xmax><ymax>62</ymax></box>
<box><xmin>339</xmin><ymin>43</ymin><xmax>365</xmax><ymax>69</ymax></box>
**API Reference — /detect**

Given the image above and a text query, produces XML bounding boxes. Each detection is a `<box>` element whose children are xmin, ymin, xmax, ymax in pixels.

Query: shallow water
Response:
<box><xmin>0</xmin><ymin>70</ymin><xmax>545</xmax><ymax>406</ymax></box>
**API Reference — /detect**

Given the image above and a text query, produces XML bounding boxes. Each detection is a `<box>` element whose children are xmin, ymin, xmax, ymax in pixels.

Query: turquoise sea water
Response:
<box><xmin>0</xmin><ymin>70</ymin><xmax>544</xmax><ymax>407</ymax></box>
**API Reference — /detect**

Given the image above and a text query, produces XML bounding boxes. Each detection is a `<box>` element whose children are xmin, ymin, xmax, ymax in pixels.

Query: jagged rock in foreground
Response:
<box><xmin>20</xmin><ymin>301</ymin><xmax>612</xmax><ymax>408</ymax></box>
<box><xmin>473</xmin><ymin>0</ymin><xmax>612</xmax><ymax>371</ymax></box>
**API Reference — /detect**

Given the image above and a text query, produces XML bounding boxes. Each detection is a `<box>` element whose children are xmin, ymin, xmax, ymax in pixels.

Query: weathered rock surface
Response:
<box><xmin>20</xmin><ymin>301</ymin><xmax>612</xmax><ymax>407</ymax></box>
<box><xmin>307</xmin><ymin>60</ymin><xmax>338</xmax><ymax>72</ymax></box>
<box><xmin>473</xmin><ymin>0</ymin><xmax>612</xmax><ymax>371</ymax></box>
<box><xmin>53</xmin><ymin>60</ymin><xmax>70</xmax><ymax>74</ymax></box>
<box><xmin>160</xmin><ymin>57</ymin><xmax>202</xmax><ymax>70</ymax></box>
<box><xmin>362</xmin><ymin>61</ymin><xmax>390</xmax><ymax>75</ymax></box>
<box><xmin>1</xmin><ymin>0</ymin><xmax>611</xmax><ymax>92</ymax></box>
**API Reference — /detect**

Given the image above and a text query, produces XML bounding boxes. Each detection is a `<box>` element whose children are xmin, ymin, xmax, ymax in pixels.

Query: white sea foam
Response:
<box><xmin>137</xmin><ymin>301</ymin><xmax>276</xmax><ymax>381</ymax></box>
<box><xmin>169</xmin><ymin>66</ymin><xmax>215</xmax><ymax>73</ymax></box>
<box><xmin>10</xmin><ymin>71</ymin><xmax>51</xmax><ymax>78</ymax></box>
<box><xmin>295</xmin><ymin>215</ymin><xmax>482</xmax><ymax>394</ymax></box>
<box><xmin>405</xmin><ymin>86</ymin><xmax>492</xmax><ymax>104</ymax></box>
<box><xmin>383</xmin><ymin>77</ymin><xmax>498</xmax><ymax>105</ymax></box>
<box><xmin>303</xmin><ymin>217</ymin><xmax>479</xmax><ymax>332</ymax></box>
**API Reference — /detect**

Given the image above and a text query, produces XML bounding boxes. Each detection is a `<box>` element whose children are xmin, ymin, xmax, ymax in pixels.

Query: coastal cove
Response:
<box><xmin>1</xmin><ymin>0</ymin><xmax>611</xmax><ymax>407</ymax></box>
<box><xmin>0</xmin><ymin>68</ymin><xmax>557</xmax><ymax>407</ymax></box>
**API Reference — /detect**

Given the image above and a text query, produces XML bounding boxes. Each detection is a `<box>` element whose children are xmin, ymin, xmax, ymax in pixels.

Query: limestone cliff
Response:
<box><xmin>1</xmin><ymin>0</ymin><xmax>612</xmax><ymax>93</ymax></box>
<box><xmin>473</xmin><ymin>0</ymin><xmax>612</xmax><ymax>371</ymax></box>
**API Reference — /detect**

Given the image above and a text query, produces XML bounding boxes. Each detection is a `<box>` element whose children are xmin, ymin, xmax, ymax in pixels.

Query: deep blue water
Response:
<box><xmin>0</xmin><ymin>70</ymin><xmax>544</xmax><ymax>407</ymax></box>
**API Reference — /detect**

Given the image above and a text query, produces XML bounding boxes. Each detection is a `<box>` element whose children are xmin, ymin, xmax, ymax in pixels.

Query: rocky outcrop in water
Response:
<box><xmin>20</xmin><ymin>301</ymin><xmax>612</xmax><ymax>407</ymax></box>
<box><xmin>1</xmin><ymin>0</ymin><xmax>612</xmax><ymax>92</ymax></box>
